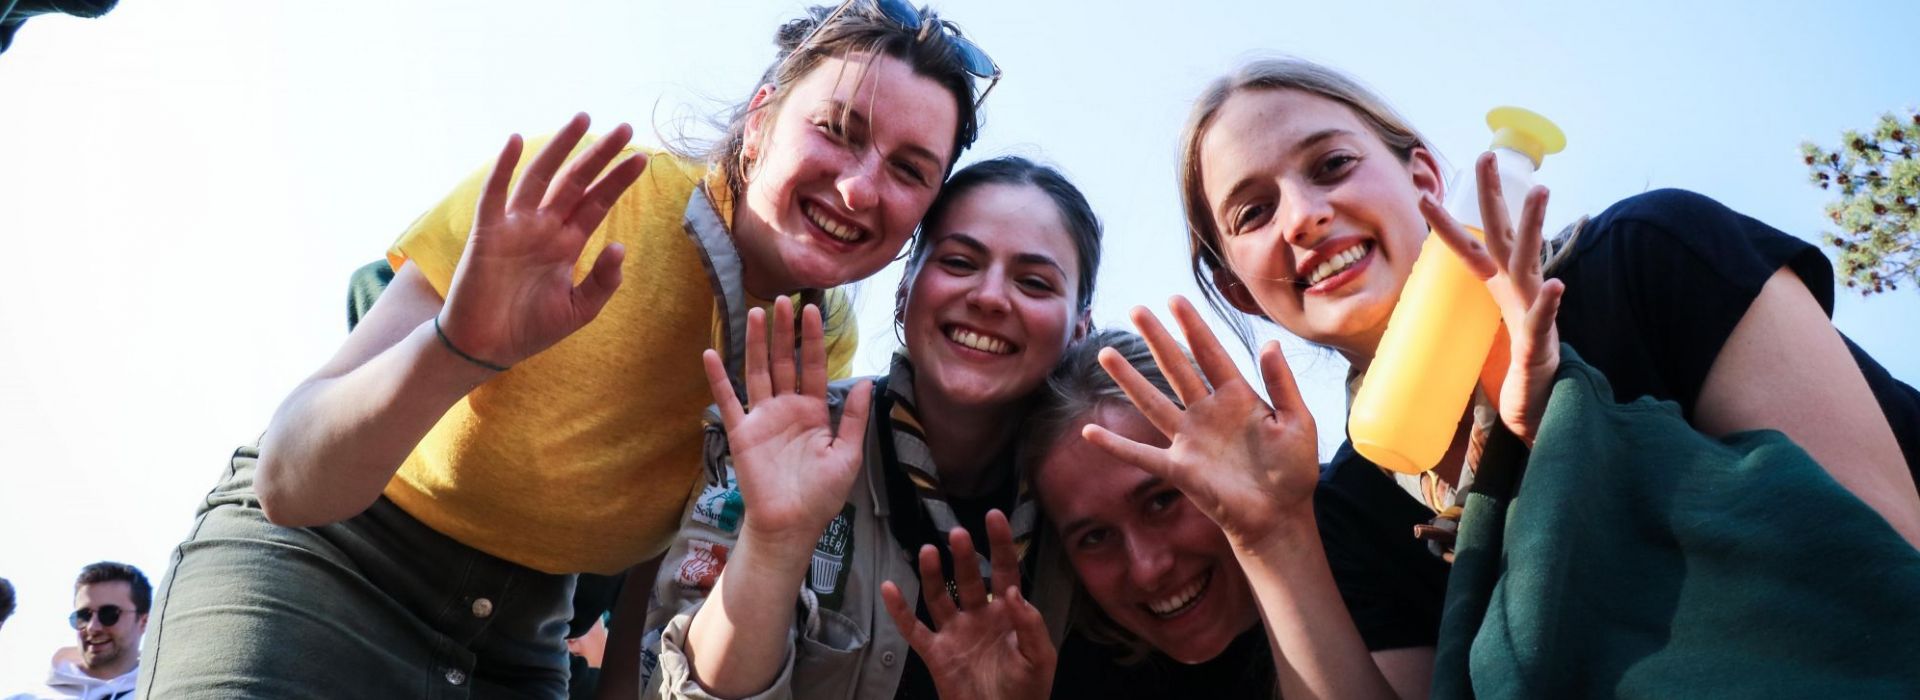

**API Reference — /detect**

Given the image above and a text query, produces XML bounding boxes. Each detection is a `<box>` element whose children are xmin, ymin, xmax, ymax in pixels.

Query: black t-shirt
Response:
<box><xmin>1318</xmin><ymin>188</ymin><xmax>1920</xmax><ymax>650</ymax></box>
<box><xmin>1050</xmin><ymin>628</ymin><xmax>1275</xmax><ymax>699</ymax></box>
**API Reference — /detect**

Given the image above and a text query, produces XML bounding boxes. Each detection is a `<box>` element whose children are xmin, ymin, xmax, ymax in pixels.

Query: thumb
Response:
<box><xmin>572</xmin><ymin>241</ymin><xmax>626</xmax><ymax>321</ymax></box>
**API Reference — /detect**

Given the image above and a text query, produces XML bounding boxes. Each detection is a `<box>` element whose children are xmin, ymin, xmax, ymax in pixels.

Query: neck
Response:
<box><xmin>914</xmin><ymin>388</ymin><xmax>1022</xmax><ymax>498</ymax></box>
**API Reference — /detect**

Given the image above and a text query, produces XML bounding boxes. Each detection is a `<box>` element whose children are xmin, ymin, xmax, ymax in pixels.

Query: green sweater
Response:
<box><xmin>1435</xmin><ymin>347</ymin><xmax>1920</xmax><ymax>698</ymax></box>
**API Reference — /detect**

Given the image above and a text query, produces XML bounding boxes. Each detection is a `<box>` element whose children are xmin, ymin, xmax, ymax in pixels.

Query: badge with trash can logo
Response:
<box><xmin>810</xmin><ymin>505</ymin><xmax>855</xmax><ymax>607</ymax></box>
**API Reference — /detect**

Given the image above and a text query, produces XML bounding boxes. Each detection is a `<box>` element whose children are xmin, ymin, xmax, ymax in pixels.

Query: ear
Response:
<box><xmin>1407</xmin><ymin>145</ymin><xmax>1445</xmax><ymax>203</ymax></box>
<box><xmin>742</xmin><ymin>83</ymin><xmax>781</xmax><ymax>162</ymax></box>
<box><xmin>1212</xmin><ymin>267</ymin><xmax>1266</xmax><ymax>318</ymax></box>
<box><xmin>1072</xmin><ymin>311</ymin><xmax>1092</xmax><ymax>342</ymax></box>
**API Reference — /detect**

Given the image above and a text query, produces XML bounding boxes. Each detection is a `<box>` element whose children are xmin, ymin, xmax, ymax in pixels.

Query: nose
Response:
<box><xmin>965</xmin><ymin>265</ymin><xmax>1012</xmax><ymax>315</ymax></box>
<box><xmin>1278</xmin><ymin>182</ymin><xmax>1334</xmax><ymax>248</ymax></box>
<box><xmin>837</xmin><ymin>149</ymin><xmax>881</xmax><ymax>212</ymax></box>
<box><xmin>1124</xmin><ymin>532</ymin><xmax>1175</xmax><ymax>592</ymax></box>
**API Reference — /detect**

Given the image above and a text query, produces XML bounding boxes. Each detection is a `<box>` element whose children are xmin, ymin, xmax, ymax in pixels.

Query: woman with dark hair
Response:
<box><xmin>138</xmin><ymin>2</ymin><xmax>1004</xmax><ymax>696</ymax></box>
<box><xmin>646</xmin><ymin>155</ymin><xmax>1103</xmax><ymax>699</ymax></box>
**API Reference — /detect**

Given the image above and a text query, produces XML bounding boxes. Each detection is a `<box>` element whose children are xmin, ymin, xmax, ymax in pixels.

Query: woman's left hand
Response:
<box><xmin>1420</xmin><ymin>151</ymin><xmax>1567</xmax><ymax>445</ymax></box>
<box><xmin>880</xmin><ymin>510</ymin><xmax>1056</xmax><ymax>700</ymax></box>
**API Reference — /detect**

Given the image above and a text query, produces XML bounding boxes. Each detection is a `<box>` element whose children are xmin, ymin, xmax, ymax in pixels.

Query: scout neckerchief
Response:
<box><xmin>1346</xmin><ymin>215</ymin><xmax>1588</xmax><ymax>562</ymax></box>
<box><xmin>682</xmin><ymin>170</ymin><xmax>823</xmax><ymax>400</ymax></box>
<box><xmin>872</xmin><ymin>352</ymin><xmax>1037</xmax><ymax>590</ymax></box>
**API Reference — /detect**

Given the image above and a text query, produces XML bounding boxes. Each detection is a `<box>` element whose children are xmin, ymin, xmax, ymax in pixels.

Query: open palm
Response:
<box><xmin>1083</xmin><ymin>297</ymin><xmax>1322</xmax><ymax>554</ymax></box>
<box><xmin>881</xmin><ymin>511</ymin><xmax>1055</xmax><ymax>700</ymax></box>
<box><xmin>1421</xmin><ymin>151</ymin><xmax>1566</xmax><ymax>445</ymax></box>
<box><xmin>437</xmin><ymin>113</ymin><xmax>650</xmax><ymax>369</ymax></box>
<box><xmin>704</xmin><ymin>297</ymin><xmax>873</xmax><ymax>548</ymax></box>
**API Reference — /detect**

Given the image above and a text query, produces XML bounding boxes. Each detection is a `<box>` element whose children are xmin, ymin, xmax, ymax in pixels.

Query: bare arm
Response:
<box><xmin>254</xmin><ymin>115</ymin><xmax>646</xmax><ymax>526</ymax></box>
<box><xmin>683</xmin><ymin>300</ymin><xmax>872</xmax><ymax>697</ymax></box>
<box><xmin>1696</xmin><ymin>267</ymin><xmax>1920</xmax><ymax>548</ymax></box>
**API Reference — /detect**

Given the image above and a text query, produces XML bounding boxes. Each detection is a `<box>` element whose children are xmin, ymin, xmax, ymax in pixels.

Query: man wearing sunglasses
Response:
<box><xmin>5</xmin><ymin>562</ymin><xmax>149</xmax><ymax>700</ymax></box>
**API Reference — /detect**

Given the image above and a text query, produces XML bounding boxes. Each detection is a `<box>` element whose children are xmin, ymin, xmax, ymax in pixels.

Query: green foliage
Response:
<box><xmin>1802</xmin><ymin>109</ymin><xmax>1920</xmax><ymax>295</ymax></box>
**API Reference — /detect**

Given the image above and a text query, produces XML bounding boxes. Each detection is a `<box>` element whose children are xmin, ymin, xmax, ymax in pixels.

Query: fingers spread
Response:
<box><xmin>1007</xmin><ymin>587</ymin><xmax>1057</xmax><ymax>666</ymax></box>
<box><xmin>512</xmin><ymin>113</ymin><xmax>591</xmax><ymax>213</ymax></box>
<box><xmin>744</xmin><ymin>307</ymin><xmax>771</xmax><ymax>405</ymax></box>
<box><xmin>545</xmin><ymin>122</ymin><xmax>632</xmax><ymax>215</ymax></box>
<box><xmin>1256</xmin><ymin>340</ymin><xmax>1307</xmax><ymax>417</ymax></box>
<box><xmin>475</xmin><ymin>134</ymin><xmax>524</xmax><ymax>228</ymax></box>
<box><xmin>948</xmin><ymin>527</ymin><xmax>988</xmax><ymax>611</ymax></box>
<box><xmin>770</xmin><ymin>297</ymin><xmax>797</xmax><ymax>395</ymax></box>
<box><xmin>572</xmin><ymin>241</ymin><xmax>626</xmax><ymax>320</ymax></box>
<box><xmin>1097</xmin><ymin>347</ymin><xmax>1186</xmax><ymax>439</ymax></box>
<box><xmin>1475</xmin><ymin>151</ymin><xmax>1515</xmax><ymax>265</ymax></box>
<box><xmin>834</xmin><ymin>379</ymin><xmax>875</xmax><ymax>446</ymax></box>
<box><xmin>881</xmin><ymin>581</ymin><xmax>934</xmax><ymax>651</ymax></box>
<box><xmin>1420</xmin><ymin>194</ymin><xmax>1499</xmax><ymax>281</ymax></box>
<box><xmin>564</xmin><ymin>151</ymin><xmax>649</xmax><ymax>236</ymax></box>
<box><xmin>916</xmin><ymin>544</ymin><xmax>958</xmax><ymax>625</ymax></box>
<box><xmin>985</xmin><ymin>509</ymin><xmax>1019</xmax><ymax>598</ymax></box>
<box><xmin>1130</xmin><ymin>306</ymin><xmax>1209</xmax><ymax>405</ymax></box>
<box><xmin>702</xmin><ymin>349</ymin><xmax>746</xmax><ymax>430</ymax></box>
<box><xmin>1081</xmin><ymin>422</ymin><xmax>1181</xmax><ymax>483</ymax></box>
<box><xmin>799</xmin><ymin>304</ymin><xmax>827</xmax><ymax>398</ymax></box>
<box><xmin>1512</xmin><ymin>186</ymin><xmax>1551</xmax><ymax>299</ymax></box>
<box><xmin>1170</xmin><ymin>296</ymin><xmax>1247</xmax><ymax>396</ymax></box>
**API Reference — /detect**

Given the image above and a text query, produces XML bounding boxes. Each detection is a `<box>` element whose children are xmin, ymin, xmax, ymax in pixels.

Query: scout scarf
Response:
<box><xmin>873</xmin><ymin>352</ymin><xmax>1038</xmax><ymax>589</ymax></box>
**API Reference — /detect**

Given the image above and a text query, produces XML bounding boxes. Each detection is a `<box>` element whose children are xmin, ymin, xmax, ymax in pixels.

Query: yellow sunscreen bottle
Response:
<box><xmin>1347</xmin><ymin>107</ymin><xmax>1565</xmax><ymax>474</ymax></box>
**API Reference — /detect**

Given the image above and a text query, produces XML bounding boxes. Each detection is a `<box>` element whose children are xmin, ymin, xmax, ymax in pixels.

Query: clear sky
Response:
<box><xmin>2</xmin><ymin>0</ymin><xmax>1915</xmax><ymax>687</ymax></box>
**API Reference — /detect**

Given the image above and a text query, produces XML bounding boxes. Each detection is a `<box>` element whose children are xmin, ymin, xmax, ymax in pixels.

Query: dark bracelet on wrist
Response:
<box><xmin>433</xmin><ymin>316</ymin><xmax>511</xmax><ymax>373</ymax></box>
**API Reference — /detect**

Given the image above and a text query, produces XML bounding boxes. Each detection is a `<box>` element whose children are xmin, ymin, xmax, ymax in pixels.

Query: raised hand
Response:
<box><xmin>437</xmin><ymin>113</ymin><xmax>650</xmax><ymax>369</ymax></box>
<box><xmin>881</xmin><ymin>510</ymin><xmax>1055</xmax><ymax>700</ymax></box>
<box><xmin>704</xmin><ymin>297</ymin><xmax>874</xmax><ymax>551</ymax></box>
<box><xmin>1081</xmin><ymin>297</ymin><xmax>1321</xmax><ymax>554</ymax></box>
<box><xmin>1420</xmin><ymin>151</ymin><xmax>1567</xmax><ymax>445</ymax></box>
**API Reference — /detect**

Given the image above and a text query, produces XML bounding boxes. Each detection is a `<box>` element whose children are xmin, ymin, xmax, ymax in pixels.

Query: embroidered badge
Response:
<box><xmin>676</xmin><ymin>540</ymin><xmax>731</xmax><ymax>591</ymax></box>
<box><xmin>691</xmin><ymin>468</ymin><xmax>744</xmax><ymax>533</ymax></box>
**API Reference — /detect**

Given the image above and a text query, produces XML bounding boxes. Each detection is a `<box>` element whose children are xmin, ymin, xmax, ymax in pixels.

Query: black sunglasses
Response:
<box><xmin>799</xmin><ymin>0</ymin><xmax>1002</xmax><ymax>108</ymax></box>
<box><xmin>70</xmin><ymin>604</ymin><xmax>137</xmax><ymax>629</ymax></box>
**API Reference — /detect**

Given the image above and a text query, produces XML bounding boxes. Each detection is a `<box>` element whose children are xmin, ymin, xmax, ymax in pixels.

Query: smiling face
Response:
<box><xmin>734</xmin><ymin>53</ymin><xmax>961</xmax><ymax>297</ymax></box>
<box><xmin>902</xmin><ymin>182</ymin><xmax>1085</xmax><ymax>411</ymax></box>
<box><xmin>1036</xmin><ymin>404</ymin><xmax>1259</xmax><ymax>664</ymax></box>
<box><xmin>1199</xmin><ymin>88</ymin><xmax>1442</xmax><ymax>358</ymax></box>
<box><xmin>72</xmin><ymin>581</ymin><xmax>144</xmax><ymax>677</ymax></box>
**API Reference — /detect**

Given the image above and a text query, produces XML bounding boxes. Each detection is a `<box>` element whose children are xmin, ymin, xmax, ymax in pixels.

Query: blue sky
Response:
<box><xmin>1</xmin><ymin>0</ymin><xmax>1915</xmax><ymax>687</ymax></box>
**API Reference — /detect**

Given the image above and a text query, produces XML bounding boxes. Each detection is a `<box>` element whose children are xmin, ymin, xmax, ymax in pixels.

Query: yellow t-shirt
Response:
<box><xmin>386</xmin><ymin>139</ymin><xmax>856</xmax><ymax>574</ymax></box>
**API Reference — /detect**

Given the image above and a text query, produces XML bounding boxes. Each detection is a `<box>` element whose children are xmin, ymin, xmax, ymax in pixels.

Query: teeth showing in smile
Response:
<box><xmin>1307</xmin><ymin>242</ymin><xmax>1371</xmax><ymax>286</ymax></box>
<box><xmin>1147</xmin><ymin>571</ymin><xmax>1210</xmax><ymax>618</ymax></box>
<box><xmin>946</xmin><ymin>326</ymin><xmax>1013</xmax><ymax>355</ymax></box>
<box><xmin>804</xmin><ymin>203</ymin><xmax>862</xmax><ymax>242</ymax></box>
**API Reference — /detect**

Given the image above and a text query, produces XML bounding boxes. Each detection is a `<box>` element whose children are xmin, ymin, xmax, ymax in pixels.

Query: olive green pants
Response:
<box><xmin>138</xmin><ymin>446</ymin><xmax>575</xmax><ymax>698</ymax></box>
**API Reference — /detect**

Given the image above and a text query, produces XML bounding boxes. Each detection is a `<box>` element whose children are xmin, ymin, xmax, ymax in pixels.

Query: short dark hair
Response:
<box><xmin>0</xmin><ymin>577</ymin><xmax>16</xmax><ymax>626</ymax></box>
<box><xmin>75</xmin><ymin>562</ymin><xmax>152</xmax><ymax>613</ymax></box>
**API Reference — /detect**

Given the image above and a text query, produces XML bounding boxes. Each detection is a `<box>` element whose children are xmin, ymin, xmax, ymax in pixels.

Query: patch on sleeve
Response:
<box><xmin>675</xmin><ymin>540</ymin><xmax>731</xmax><ymax>591</ymax></box>
<box><xmin>691</xmin><ymin>468</ymin><xmax>744</xmax><ymax>533</ymax></box>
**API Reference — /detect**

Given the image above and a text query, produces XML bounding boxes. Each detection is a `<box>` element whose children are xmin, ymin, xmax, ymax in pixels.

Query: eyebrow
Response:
<box><xmin>938</xmin><ymin>233</ymin><xmax>1069</xmax><ymax>278</ymax></box>
<box><xmin>822</xmin><ymin>99</ymin><xmax>946</xmax><ymax>169</ymax></box>
<box><xmin>1056</xmin><ymin>475</ymin><xmax>1167</xmax><ymax>541</ymax></box>
<box><xmin>1214</xmin><ymin>127</ymin><xmax>1358</xmax><ymax>221</ymax></box>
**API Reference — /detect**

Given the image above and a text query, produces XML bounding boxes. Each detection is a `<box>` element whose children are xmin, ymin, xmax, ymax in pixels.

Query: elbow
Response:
<box><xmin>253</xmin><ymin>451</ymin><xmax>331</xmax><ymax>528</ymax></box>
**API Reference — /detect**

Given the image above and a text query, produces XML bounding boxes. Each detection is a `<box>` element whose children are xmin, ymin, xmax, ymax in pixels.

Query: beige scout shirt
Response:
<box><xmin>642</xmin><ymin>379</ymin><xmax>1075</xmax><ymax>699</ymax></box>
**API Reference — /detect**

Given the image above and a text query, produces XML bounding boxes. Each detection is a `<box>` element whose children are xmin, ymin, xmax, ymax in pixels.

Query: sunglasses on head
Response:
<box><xmin>70</xmin><ymin>604</ymin><xmax>136</xmax><ymax>629</ymax></box>
<box><xmin>799</xmin><ymin>0</ymin><xmax>1002</xmax><ymax>108</ymax></box>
